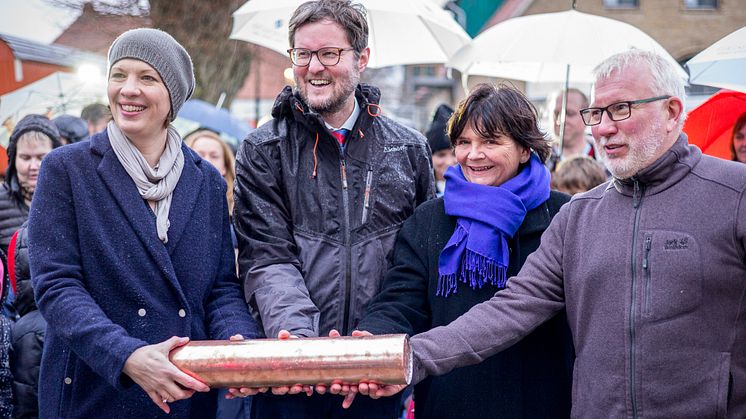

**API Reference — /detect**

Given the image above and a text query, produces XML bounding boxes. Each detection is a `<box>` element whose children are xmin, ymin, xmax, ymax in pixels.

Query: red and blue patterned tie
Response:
<box><xmin>331</xmin><ymin>128</ymin><xmax>349</xmax><ymax>145</ymax></box>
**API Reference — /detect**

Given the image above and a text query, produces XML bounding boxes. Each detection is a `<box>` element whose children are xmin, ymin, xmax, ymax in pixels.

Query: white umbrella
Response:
<box><xmin>447</xmin><ymin>9</ymin><xmax>686</xmax><ymax>149</ymax></box>
<box><xmin>0</xmin><ymin>71</ymin><xmax>107</xmax><ymax>124</ymax></box>
<box><xmin>448</xmin><ymin>9</ymin><xmax>686</xmax><ymax>84</ymax></box>
<box><xmin>687</xmin><ymin>26</ymin><xmax>746</xmax><ymax>93</ymax></box>
<box><xmin>230</xmin><ymin>0</ymin><xmax>471</xmax><ymax>69</ymax></box>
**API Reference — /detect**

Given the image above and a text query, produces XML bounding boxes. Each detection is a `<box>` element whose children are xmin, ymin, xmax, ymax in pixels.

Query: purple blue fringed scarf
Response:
<box><xmin>437</xmin><ymin>154</ymin><xmax>550</xmax><ymax>297</ymax></box>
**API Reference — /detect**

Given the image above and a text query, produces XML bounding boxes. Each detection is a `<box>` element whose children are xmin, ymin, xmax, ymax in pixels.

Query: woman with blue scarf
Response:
<box><xmin>356</xmin><ymin>84</ymin><xmax>573</xmax><ymax>418</ymax></box>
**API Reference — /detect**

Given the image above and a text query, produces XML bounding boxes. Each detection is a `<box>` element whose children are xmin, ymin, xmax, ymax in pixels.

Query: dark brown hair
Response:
<box><xmin>731</xmin><ymin>112</ymin><xmax>746</xmax><ymax>162</ymax></box>
<box><xmin>447</xmin><ymin>83</ymin><xmax>551</xmax><ymax>162</ymax></box>
<box><xmin>288</xmin><ymin>0</ymin><xmax>368</xmax><ymax>54</ymax></box>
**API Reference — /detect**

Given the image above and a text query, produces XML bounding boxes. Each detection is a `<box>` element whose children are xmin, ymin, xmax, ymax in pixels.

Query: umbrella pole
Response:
<box><xmin>558</xmin><ymin>64</ymin><xmax>570</xmax><ymax>159</ymax></box>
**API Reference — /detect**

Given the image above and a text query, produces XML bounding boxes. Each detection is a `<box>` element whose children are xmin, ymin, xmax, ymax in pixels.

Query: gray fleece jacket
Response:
<box><xmin>410</xmin><ymin>135</ymin><xmax>746</xmax><ymax>418</ymax></box>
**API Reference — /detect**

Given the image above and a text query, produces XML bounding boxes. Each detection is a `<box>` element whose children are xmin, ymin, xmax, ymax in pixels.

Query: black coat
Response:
<box><xmin>0</xmin><ymin>187</ymin><xmax>27</xmax><ymax>255</ymax></box>
<box><xmin>9</xmin><ymin>223</ymin><xmax>44</xmax><ymax>419</ymax></box>
<box><xmin>358</xmin><ymin>191</ymin><xmax>574</xmax><ymax>419</ymax></box>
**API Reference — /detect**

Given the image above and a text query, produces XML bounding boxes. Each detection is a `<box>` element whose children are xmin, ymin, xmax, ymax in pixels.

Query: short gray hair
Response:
<box><xmin>593</xmin><ymin>49</ymin><xmax>687</xmax><ymax>130</ymax></box>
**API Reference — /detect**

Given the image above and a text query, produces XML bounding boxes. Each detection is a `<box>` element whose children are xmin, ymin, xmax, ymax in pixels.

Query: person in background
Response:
<box><xmin>233</xmin><ymin>1</ymin><xmax>434</xmax><ymax>417</ymax></box>
<box><xmin>546</xmin><ymin>88</ymin><xmax>596</xmax><ymax>171</ymax></box>
<box><xmin>0</xmin><ymin>115</ymin><xmax>61</xmax><ymax>255</ymax></box>
<box><xmin>425</xmin><ymin>104</ymin><xmax>456</xmax><ymax>197</ymax></box>
<box><xmin>731</xmin><ymin>112</ymin><xmax>746</xmax><ymax>163</ymax></box>
<box><xmin>550</xmin><ymin>155</ymin><xmax>608</xmax><ymax>195</ymax></box>
<box><xmin>0</xmin><ymin>249</ymin><xmax>12</xmax><ymax>418</ymax></box>
<box><xmin>355</xmin><ymin>49</ymin><xmax>746</xmax><ymax>418</ymax></box>
<box><xmin>185</xmin><ymin>129</ymin><xmax>242</xmax><ymax>419</ymax></box>
<box><xmin>52</xmin><ymin>114</ymin><xmax>89</xmax><ymax>145</ymax></box>
<box><xmin>8</xmin><ymin>221</ymin><xmax>42</xmax><ymax>419</ymax></box>
<box><xmin>28</xmin><ymin>28</ymin><xmax>261</xmax><ymax>418</ymax></box>
<box><xmin>356</xmin><ymin>84</ymin><xmax>572</xmax><ymax>419</ymax></box>
<box><xmin>185</xmin><ymin>129</ymin><xmax>235</xmax><ymax>216</ymax></box>
<box><xmin>80</xmin><ymin>102</ymin><xmax>112</xmax><ymax>136</ymax></box>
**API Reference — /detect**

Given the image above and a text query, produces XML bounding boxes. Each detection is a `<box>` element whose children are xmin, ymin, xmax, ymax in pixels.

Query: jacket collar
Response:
<box><xmin>271</xmin><ymin>84</ymin><xmax>381</xmax><ymax>137</ymax></box>
<box><xmin>612</xmin><ymin>133</ymin><xmax>698</xmax><ymax>197</ymax></box>
<box><xmin>90</xmin><ymin>131</ymin><xmax>204</xmax><ymax>280</ymax></box>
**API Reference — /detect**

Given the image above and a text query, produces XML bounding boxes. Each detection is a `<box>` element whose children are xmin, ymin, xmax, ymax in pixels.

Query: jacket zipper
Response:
<box><xmin>629</xmin><ymin>179</ymin><xmax>645</xmax><ymax>418</ymax></box>
<box><xmin>361</xmin><ymin>169</ymin><xmax>373</xmax><ymax>224</ymax></box>
<box><xmin>340</xmin><ymin>151</ymin><xmax>353</xmax><ymax>334</ymax></box>
<box><xmin>643</xmin><ymin>235</ymin><xmax>652</xmax><ymax>316</ymax></box>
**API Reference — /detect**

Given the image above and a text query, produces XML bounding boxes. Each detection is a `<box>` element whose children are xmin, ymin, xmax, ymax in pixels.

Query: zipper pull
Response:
<box><xmin>340</xmin><ymin>160</ymin><xmax>348</xmax><ymax>189</ymax></box>
<box><xmin>642</xmin><ymin>236</ymin><xmax>652</xmax><ymax>269</ymax></box>
<box><xmin>361</xmin><ymin>169</ymin><xmax>373</xmax><ymax>224</ymax></box>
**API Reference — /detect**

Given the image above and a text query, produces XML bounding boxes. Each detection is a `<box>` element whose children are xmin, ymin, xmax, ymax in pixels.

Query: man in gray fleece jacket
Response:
<box><xmin>354</xmin><ymin>50</ymin><xmax>746</xmax><ymax>418</ymax></box>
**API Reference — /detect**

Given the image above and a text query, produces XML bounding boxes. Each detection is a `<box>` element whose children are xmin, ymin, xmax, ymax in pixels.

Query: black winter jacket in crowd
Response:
<box><xmin>8</xmin><ymin>223</ymin><xmax>44</xmax><ymax>419</ymax></box>
<box><xmin>358</xmin><ymin>192</ymin><xmax>574</xmax><ymax>419</ymax></box>
<box><xmin>0</xmin><ymin>187</ymin><xmax>27</xmax><ymax>255</ymax></box>
<box><xmin>234</xmin><ymin>84</ymin><xmax>435</xmax><ymax>339</ymax></box>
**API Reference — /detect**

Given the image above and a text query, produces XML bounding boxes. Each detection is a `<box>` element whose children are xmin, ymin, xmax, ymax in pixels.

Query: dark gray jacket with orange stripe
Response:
<box><xmin>234</xmin><ymin>84</ymin><xmax>435</xmax><ymax>338</ymax></box>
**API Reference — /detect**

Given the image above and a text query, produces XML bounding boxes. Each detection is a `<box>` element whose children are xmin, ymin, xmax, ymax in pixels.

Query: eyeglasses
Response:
<box><xmin>579</xmin><ymin>95</ymin><xmax>671</xmax><ymax>126</ymax></box>
<box><xmin>287</xmin><ymin>47</ymin><xmax>355</xmax><ymax>67</ymax></box>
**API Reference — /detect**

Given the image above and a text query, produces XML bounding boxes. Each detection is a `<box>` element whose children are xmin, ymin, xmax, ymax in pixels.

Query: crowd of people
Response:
<box><xmin>0</xmin><ymin>0</ymin><xmax>744</xmax><ymax>418</ymax></box>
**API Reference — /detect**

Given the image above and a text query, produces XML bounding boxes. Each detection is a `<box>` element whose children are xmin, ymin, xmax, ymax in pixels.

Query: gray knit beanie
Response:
<box><xmin>108</xmin><ymin>28</ymin><xmax>195</xmax><ymax>121</ymax></box>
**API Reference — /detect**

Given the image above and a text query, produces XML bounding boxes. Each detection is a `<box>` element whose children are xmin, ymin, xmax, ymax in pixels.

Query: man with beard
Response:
<box><xmin>232</xmin><ymin>1</ymin><xmax>434</xmax><ymax>417</ymax></box>
<box><xmin>352</xmin><ymin>49</ymin><xmax>746</xmax><ymax>417</ymax></box>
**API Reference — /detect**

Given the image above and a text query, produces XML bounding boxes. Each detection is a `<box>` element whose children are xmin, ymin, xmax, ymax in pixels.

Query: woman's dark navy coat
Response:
<box><xmin>27</xmin><ymin>131</ymin><xmax>261</xmax><ymax>418</ymax></box>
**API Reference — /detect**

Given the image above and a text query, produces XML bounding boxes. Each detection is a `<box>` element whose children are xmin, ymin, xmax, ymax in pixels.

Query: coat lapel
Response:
<box><xmin>165</xmin><ymin>145</ymin><xmax>203</xmax><ymax>255</ymax></box>
<box><xmin>91</xmin><ymin>133</ymin><xmax>176</xmax><ymax>281</ymax></box>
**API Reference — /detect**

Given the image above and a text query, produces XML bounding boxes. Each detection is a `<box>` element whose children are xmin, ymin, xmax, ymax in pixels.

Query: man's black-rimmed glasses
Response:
<box><xmin>287</xmin><ymin>47</ymin><xmax>355</xmax><ymax>67</ymax></box>
<box><xmin>579</xmin><ymin>95</ymin><xmax>671</xmax><ymax>126</ymax></box>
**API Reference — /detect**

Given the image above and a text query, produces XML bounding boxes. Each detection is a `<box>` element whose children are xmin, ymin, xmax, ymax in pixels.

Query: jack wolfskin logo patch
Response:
<box><xmin>384</xmin><ymin>145</ymin><xmax>406</xmax><ymax>153</ymax></box>
<box><xmin>664</xmin><ymin>237</ymin><xmax>689</xmax><ymax>250</ymax></box>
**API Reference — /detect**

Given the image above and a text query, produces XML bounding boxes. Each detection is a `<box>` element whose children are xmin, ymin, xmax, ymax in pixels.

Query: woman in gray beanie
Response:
<box><xmin>27</xmin><ymin>28</ymin><xmax>261</xmax><ymax>419</ymax></box>
<box><xmin>0</xmin><ymin>114</ymin><xmax>61</xmax><ymax>254</ymax></box>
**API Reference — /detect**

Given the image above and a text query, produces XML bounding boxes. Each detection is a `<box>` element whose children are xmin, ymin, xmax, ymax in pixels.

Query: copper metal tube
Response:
<box><xmin>169</xmin><ymin>334</ymin><xmax>412</xmax><ymax>388</ymax></box>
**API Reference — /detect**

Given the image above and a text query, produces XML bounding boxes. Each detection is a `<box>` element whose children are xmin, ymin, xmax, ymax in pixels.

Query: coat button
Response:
<box><xmin>178</xmin><ymin>309</ymin><xmax>186</xmax><ymax>318</ymax></box>
<box><xmin>64</xmin><ymin>377</ymin><xmax>72</xmax><ymax>384</ymax></box>
<box><xmin>138</xmin><ymin>308</ymin><xmax>146</xmax><ymax>317</ymax></box>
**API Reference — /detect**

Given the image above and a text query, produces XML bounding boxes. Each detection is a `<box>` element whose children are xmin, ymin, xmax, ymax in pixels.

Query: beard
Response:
<box><xmin>596</xmin><ymin>117</ymin><xmax>665</xmax><ymax>179</ymax></box>
<box><xmin>296</xmin><ymin>68</ymin><xmax>359</xmax><ymax>118</ymax></box>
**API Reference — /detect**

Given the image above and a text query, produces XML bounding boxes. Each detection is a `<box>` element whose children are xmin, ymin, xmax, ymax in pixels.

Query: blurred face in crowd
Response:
<box><xmin>554</xmin><ymin>91</ymin><xmax>588</xmax><ymax>146</ymax></box>
<box><xmin>454</xmin><ymin>123</ymin><xmax>529</xmax><ymax>187</ymax></box>
<box><xmin>733</xmin><ymin>124</ymin><xmax>746</xmax><ymax>163</ymax></box>
<box><xmin>90</xmin><ymin>117</ymin><xmax>110</xmax><ymax>136</ymax></box>
<box><xmin>590</xmin><ymin>63</ymin><xmax>678</xmax><ymax>179</ymax></box>
<box><xmin>107</xmin><ymin>58</ymin><xmax>171</xmax><ymax>143</ymax></box>
<box><xmin>191</xmin><ymin>135</ymin><xmax>227</xmax><ymax>176</ymax></box>
<box><xmin>15</xmin><ymin>132</ymin><xmax>53</xmax><ymax>194</ymax></box>
<box><xmin>292</xmin><ymin>19</ymin><xmax>369</xmax><ymax>123</ymax></box>
<box><xmin>432</xmin><ymin>149</ymin><xmax>456</xmax><ymax>181</ymax></box>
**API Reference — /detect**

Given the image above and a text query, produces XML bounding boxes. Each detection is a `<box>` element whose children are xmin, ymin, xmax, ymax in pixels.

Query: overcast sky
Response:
<box><xmin>0</xmin><ymin>0</ymin><xmax>81</xmax><ymax>43</ymax></box>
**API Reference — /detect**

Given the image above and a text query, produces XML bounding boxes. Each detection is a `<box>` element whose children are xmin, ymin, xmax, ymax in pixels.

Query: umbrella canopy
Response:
<box><xmin>448</xmin><ymin>9</ymin><xmax>687</xmax><ymax>84</ymax></box>
<box><xmin>174</xmin><ymin>99</ymin><xmax>252</xmax><ymax>145</ymax></box>
<box><xmin>682</xmin><ymin>89</ymin><xmax>746</xmax><ymax>160</ymax></box>
<box><xmin>230</xmin><ymin>0</ymin><xmax>471</xmax><ymax>68</ymax></box>
<box><xmin>687</xmin><ymin>26</ymin><xmax>746</xmax><ymax>93</ymax></box>
<box><xmin>0</xmin><ymin>71</ymin><xmax>106</xmax><ymax>126</ymax></box>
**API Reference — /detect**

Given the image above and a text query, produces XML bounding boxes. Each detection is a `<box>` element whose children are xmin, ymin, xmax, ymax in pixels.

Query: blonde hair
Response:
<box><xmin>185</xmin><ymin>130</ymin><xmax>236</xmax><ymax>214</ymax></box>
<box><xmin>551</xmin><ymin>156</ymin><xmax>607</xmax><ymax>195</ymax></box>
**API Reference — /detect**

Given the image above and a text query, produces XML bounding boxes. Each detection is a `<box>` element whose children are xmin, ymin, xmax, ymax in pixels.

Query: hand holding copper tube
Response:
<box><xmin>224</xmin><ymin>334</ymin><xmax>268</xmax><ymax>400</ymax></box>
<box><xmin>123</xmin><ymin>336</ymin><xmax>210</xmax><ymax>414</ymax></box>
<box><xmin>266</xmin><ymin>330</ymin><xmax>314</xmax><ymax>397</ymax></box>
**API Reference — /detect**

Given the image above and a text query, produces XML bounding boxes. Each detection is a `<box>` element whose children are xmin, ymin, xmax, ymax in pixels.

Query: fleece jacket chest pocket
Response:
<box><xmin>641</xmin><ymin>230</ymin><xmax>702</xmax><ymax>321</ymax></box>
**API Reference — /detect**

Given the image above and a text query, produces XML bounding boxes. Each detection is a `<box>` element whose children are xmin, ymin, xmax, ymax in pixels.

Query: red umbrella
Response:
<box><xmin>683</xmin><ymin>90</ymin><xmax>746</xmax><ymax>160</ymax></box>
